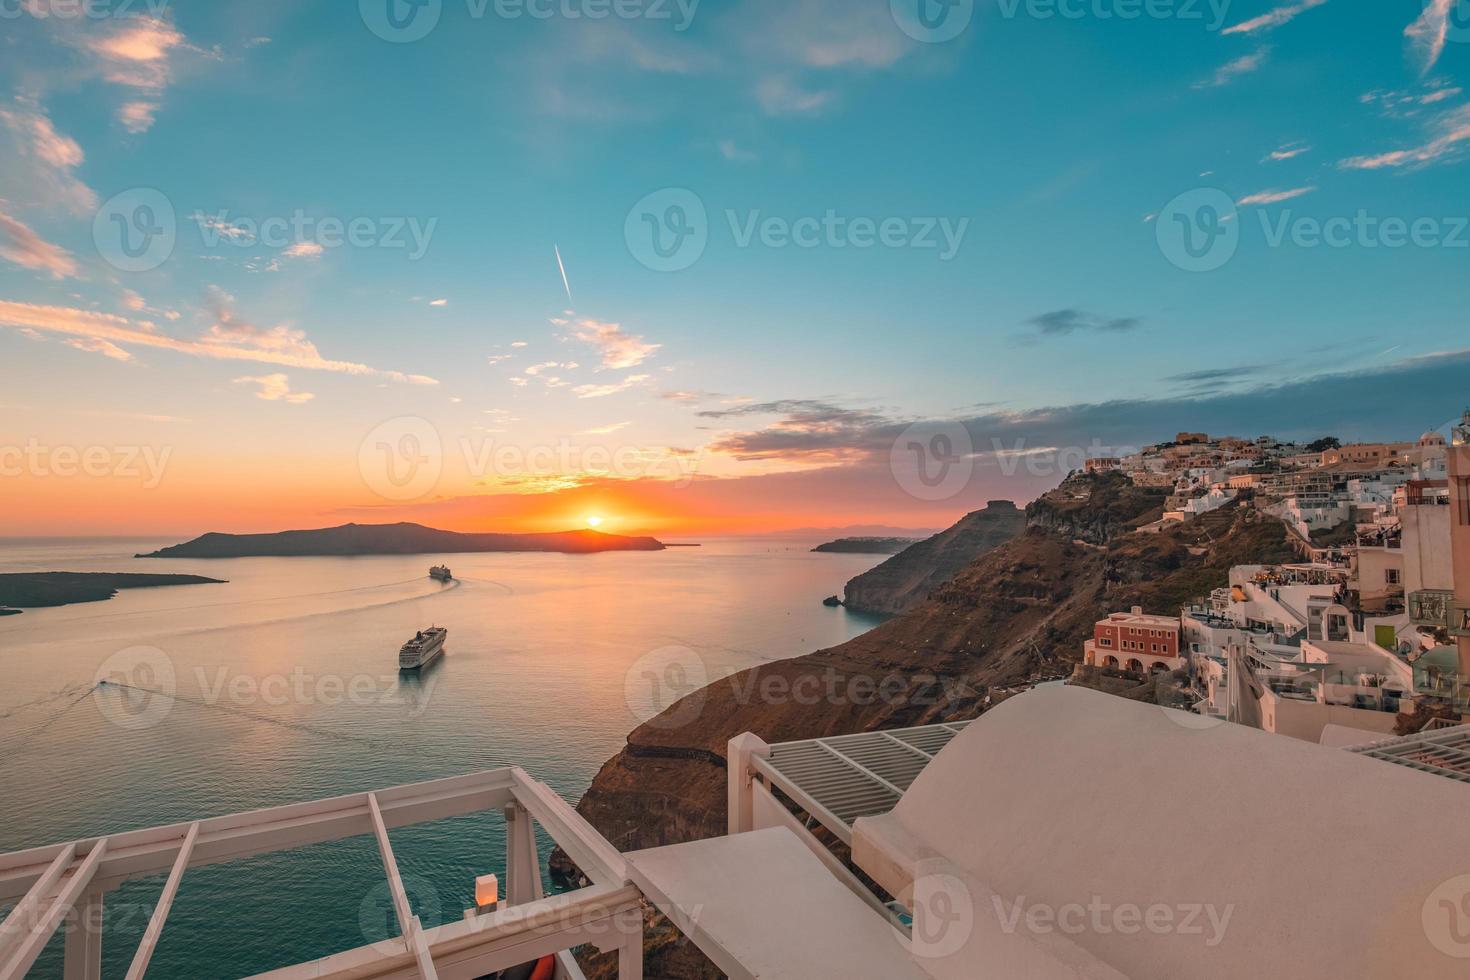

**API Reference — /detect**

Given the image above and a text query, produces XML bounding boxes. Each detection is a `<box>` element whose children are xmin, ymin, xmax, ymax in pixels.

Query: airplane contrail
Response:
<box><xmin>554</xmin><ymin>245</ymin><xmax>573</xmax><ymax>304</ymax></box>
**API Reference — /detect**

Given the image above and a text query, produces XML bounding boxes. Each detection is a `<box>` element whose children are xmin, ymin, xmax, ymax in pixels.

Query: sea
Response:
<box><xmin>0</xmin><ymin>537</ymin><xmax>888</xmax><ymax>978</ymax></box>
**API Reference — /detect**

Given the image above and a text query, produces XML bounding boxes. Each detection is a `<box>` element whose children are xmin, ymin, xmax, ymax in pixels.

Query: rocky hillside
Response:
<box><xmin>561</xmin><ymin>474</ymin><xmax>1296</xmax><ymax>978</ymax></box>
<box><xmin>842</xmin><ymin>499</ymin><xmax>1026</xmax><ymax>614</ymax></box>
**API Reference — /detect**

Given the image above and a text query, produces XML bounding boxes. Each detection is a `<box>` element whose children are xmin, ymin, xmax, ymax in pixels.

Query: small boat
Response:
<box><xmin>400</xmin><ymin>627</ymin><xmax>447</xmax><ymax>670</ymax></box>
<box><xmin>429</xmin><ymin>565</ymin><xmax>453</xmax><ymax>582</ymax></box>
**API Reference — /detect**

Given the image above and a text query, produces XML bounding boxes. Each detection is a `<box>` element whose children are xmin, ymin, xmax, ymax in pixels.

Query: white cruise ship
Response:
<box><xmin>429</xmin><ymin>565</ymin><xmax>453</xmax><ymax>582</ymax></box>
<box><xmin>399</xmin><ymin>626</ymin><xmax>446</xmax><ymax>670</ymax></box>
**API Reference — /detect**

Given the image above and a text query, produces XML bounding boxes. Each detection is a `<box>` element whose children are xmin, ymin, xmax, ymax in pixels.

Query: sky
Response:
<box><xmin>1</xmin><ymin>0</ymin><xmax>1468</xmax><ymax>537</ymax></box>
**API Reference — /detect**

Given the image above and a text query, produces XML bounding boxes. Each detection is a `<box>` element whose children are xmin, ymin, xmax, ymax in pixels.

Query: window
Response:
<box><xmin>1386</xmin><ymin>568</ymin><xmax>1401</xmax><ymax>586</ymax></box>
<box><xmin>1100</xmin><ymin>637</ymin><xmax>1112</xmax><ymax>647</ymax></box>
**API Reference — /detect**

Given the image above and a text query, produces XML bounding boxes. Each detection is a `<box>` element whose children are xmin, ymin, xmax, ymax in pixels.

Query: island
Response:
<box><xmin>0</xmin><ymin>572</ymin><xmax>226</xmax><ymax>614</ymax></box>
<box><xmin>137</xmin><ymin>522</ymin><xmax>667</xmax><ymax>559</ymax></box>
<box><xmin>811</xmin><ymin>537</ymin><xmax>920</xmax><ymax>555</ymax></box>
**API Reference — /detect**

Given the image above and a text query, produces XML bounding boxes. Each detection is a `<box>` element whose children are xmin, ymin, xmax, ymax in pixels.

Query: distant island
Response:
<box><xmin>137</xmin><ymin>522</ymin><xmax>667</xmax><ymax>559</ymax></box>
<box><xmin>811</xmin><ymin>537</ymin><xmax>921</xmax><ymax>555</ymax></box>
<box><xmin>0</xmin><ymin>572</ymin><xmax>226</xmax><ymax>614</ymax></box>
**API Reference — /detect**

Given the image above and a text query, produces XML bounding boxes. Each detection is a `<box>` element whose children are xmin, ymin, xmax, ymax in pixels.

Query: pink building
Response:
<box><xmin>1084</xmin><ymin>606</ymin><xmax>1184</xmax><ymax>674</ymax></box>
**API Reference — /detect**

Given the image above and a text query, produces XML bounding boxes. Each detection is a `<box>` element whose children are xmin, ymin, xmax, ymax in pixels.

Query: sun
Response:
<box><xmin>585</xmin><ymin>516</ymin><xmax>604</xmax><ymax>529</ymax></box>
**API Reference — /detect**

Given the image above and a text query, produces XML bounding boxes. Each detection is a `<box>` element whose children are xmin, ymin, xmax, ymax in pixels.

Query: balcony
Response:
<box><xmin>0</xmin><ymin>769</ymin><xmax>640</xmax><ymax>980</ymax></box>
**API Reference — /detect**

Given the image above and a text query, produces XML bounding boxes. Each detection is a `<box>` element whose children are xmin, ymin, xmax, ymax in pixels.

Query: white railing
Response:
<box><xmin>0</xmin><ymin>769</ymin><xmax>642</xmax><ymax>980</ymax></box>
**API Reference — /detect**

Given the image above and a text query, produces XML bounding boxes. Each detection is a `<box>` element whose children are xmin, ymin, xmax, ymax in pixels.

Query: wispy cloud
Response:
<box><xmin>1406</xmin><ymin>0</ymin><xmax>1455</xmax><ymax>75</ymax></box>
<box><xmin>0</xmin><ymin>298</ymin><xmax>438</xmax><ymax>383</ymax></box>
<box><xmin>282</xmin><ymin>241</ymin><xmax>325</xmax><ymax>259</ymax></box>
<box><xmin>0</xmin><ymin>207</ymin><xmax>77</xmax><ymax>278</ymax></box>
<box><xmin>1222</xmin><ymin>0</ymin><xmax>1329</xmax><ymax>35</ymax></box>
<box><xmin>1025</xmin><ymin>309</ymin><xmax>1141</xmax><ymax>337</ymax></box>
<box><xmin>1340</xmin><ymin>104</ymin><xmax>1470</xmax><ymax>170</ymax></box>
<box><xmin>574</xmin><ymin>374</ymin><xmax>651</xmax><ymax>399</ymax></box>
<box><xmin>1237</xmin><ymin>186</ymin><xmax>1316</xmax><ymax>205</ymax></box>
<box><xmin>65</xmin><ymin>337</ymin><xmax>133</xmax><ymax>362</ymax></box>
<box><xmin>755</xmin><ymin>75</ymin><xmax>834</xmax><ymax>116</ymax></box>
<box><xmin>583</xmin><ymin>421</ymin><xmax>633</xmax><ymax>435</ymax></box>
<box><xmin>1264</xmin><ymin>141</ymin><xmax>1312</xmax><ymax>161</ymax></box>
<box><xmin>558</xmin><ymin>316</ymin><xmax>661</xmax><ymax>369</ymax></box>
<box><xmin>234</xmin><ymin>373</ymin><xmax>315</xmax><ymax>404</ymax></box>
<box><xmin>0</xmin><ymin>101</ymin><xmax>96</xmax><ymax>214</ymax></box>
<box><xmin>1195</xmin><ymin>49</ymin><xmax>1270</xmax><ymax>89</ymax></box>
<box><xmin>118</xmin><ymin>100</ymin><xmax>157</xmax><ymax>134</ymax></box>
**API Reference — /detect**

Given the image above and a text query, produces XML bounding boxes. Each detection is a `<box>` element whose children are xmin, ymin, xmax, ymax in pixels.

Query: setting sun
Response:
<box><xmin>585</xmin><ymin>516</ymin><xmax>604</xmax><ymax>529</ymax></box>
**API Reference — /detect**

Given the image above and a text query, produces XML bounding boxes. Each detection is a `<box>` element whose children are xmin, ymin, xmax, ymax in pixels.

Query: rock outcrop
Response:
<box><xmin>841</xmin><ymin>500</ymin><xmax>1025</xmax><ymax>614</ymax></box>
<box><xmin>137</xmin><ymin>522</ymin><xmax>665</xmax><ymax>558</ymax></box>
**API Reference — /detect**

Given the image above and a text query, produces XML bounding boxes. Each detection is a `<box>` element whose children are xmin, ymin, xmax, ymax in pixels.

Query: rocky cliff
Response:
<box><xmin>560</xmin><ymin>474</ymin><xmax>1295</xmax><ymax>978</ymax></box>
<box><xmin>841</xmin><ymin>499</ymin><xmax>1026</xmax><ymax>614</ymax></box>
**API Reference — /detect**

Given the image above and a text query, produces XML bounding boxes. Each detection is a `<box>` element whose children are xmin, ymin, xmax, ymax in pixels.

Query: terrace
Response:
<box><xmin>5</xmin><ymin>688</ymin><xmax>1470</xmax><ymax>979</ymax></box>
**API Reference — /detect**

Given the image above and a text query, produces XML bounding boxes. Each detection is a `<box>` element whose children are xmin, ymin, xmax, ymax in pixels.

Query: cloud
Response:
<box><xmin>1340</xmin><ymin>104</ymin><xmax>1470</xmax><ymax>170</ymax></box>
<box><xmin>234</xmin><ymin>373</ymin><xmax>315</xmax><ymax>404</ymax></box>
<box><xmin>583</xmin><ymin>422</ymin><xmax>633</xmax><ymax>435</ymax></box>
<box><xmin>563</xmin><ymin>316</ymin><xmax>661</xmax><ymax>369</ymax></box>
<box><xmin>1222</xmin><ymin>0</ymin><xmax>1329</xmax><ymax>35</ymax></box>
<box><xmin>429</xmin><ymin>299</ymin><xmax>448</xmax><ymax>307</ymax></box>
<box><xmin>1406</xmin><ymin>0</ymin><xmax>1455</xmax><ymax>75</ymax></box>
<box><xmin>1361</xmin><ymin>84</ymin><xmax>1464</xmax><ymax>119</ymax></box>
<box><xmin>0</xmin><ymin>208</ymin><xmax>77</xmax><ymax>278</ymax></box>
<box><xmin>574</xmin><ymin>374</ymin><xmax>651</xmax><ymax>399</ymax></box>
<box><xmin>0</xmin><ymin>101</ymin><xmax>96</xmax><ymax>214</ymax></box>
<box><xmin>282</xmin><ymin>241</ymin><xmax>325</xmax><ymax>259</ymax></box>
<box><xmin>0</xmin><ymin>297</ymin><xmax>438</xmax><ymax>383</ymax></box>
<box><xmin>719</xmin><ymin>139</ymin><xmax>759</xmax><ymax>163</ymax></box>
<box><xmin>1264</xmin><ymin>142</ymin><xmax>1312</xmax><ymax>161</ymax></box>
<box><xmin>1237</xmin><ymin>186</ymin><xmax>1316</xmax><ymax>205</ymax></box>
<box><xmin>65</xmin><ymin>337</ymin><xmax>133</xmax><ymax>362</ymax></box>
<box><xmin>118</xmin><ymin>101</ymin><xmax>157</xmax><ymax>134</ymax></box>
<box><xmin>1195</xmin><ymin>49</ymin><xmax>1270</xmax><ymax>89</ymax></box>
<box><xmin>487</xmin><ymin>354</ymin><xmax>514</xmax><ymax>366</ymax></box>
<box><xmin>1164</xmin><ymin>366</ymin><xmax>1265</xmax><ymax>383</ymax></box>
<box><xmin>756</xmin><ymin>75</ymin><xmax>835</xmax><ymax>115</ymax></box>
<box><xmin>700</xmin><ymin>399</ymin><xmax>894</xmax><ymax>463</ymax></box>
<box><xmin>1025</xmin><ymin>309</ymin><xmax>1141</xmax><ymax>337</ymax></box>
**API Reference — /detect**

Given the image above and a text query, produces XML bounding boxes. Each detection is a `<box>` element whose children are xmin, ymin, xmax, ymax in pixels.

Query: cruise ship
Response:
<box><xmin>399</xmin><ymin>626</ymin><xmax>446</xmax><ymax>670</ymax></box>
<box><xmin>429</xmin><ymin>565</ymin><xmax>453</xmax><ymax>582</ymax></box>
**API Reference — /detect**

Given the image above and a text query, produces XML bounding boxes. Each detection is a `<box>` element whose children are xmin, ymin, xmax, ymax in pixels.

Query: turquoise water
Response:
<box><xmin>0</xmin><ymin>538</ymin><xmax>886</xmax><ymax>977</ymax></box>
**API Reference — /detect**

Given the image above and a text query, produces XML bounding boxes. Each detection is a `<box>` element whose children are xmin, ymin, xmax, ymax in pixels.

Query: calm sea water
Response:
<box><xmin>0</xmin><ymin>537</ymin><xmax>886</xmax><ymax>978</ymax></box>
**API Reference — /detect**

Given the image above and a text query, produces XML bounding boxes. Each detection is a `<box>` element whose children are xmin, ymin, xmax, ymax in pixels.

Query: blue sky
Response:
<box><xmin>1</xmin><ymin>0</ymin><xmax>1468</xmax><ymax>534</ymax></box>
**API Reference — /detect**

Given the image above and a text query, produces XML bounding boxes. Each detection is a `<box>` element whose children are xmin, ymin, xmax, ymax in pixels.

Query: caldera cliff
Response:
<box><xmin>559</xmin><ymin>472</ymin><xmax>1297</xmax><ymax>978</ymax></box>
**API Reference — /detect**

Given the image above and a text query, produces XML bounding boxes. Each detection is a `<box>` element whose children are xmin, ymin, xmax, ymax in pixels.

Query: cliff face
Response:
<box><xmin>842</xmin><ymin>500</ymin><xmax>1026</xmax><ymax>614</ymax></box>
<box><xmin>562</xmin><ymin>475</ymin><xmax>1296</xmax><ymax>979</ymax></box>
